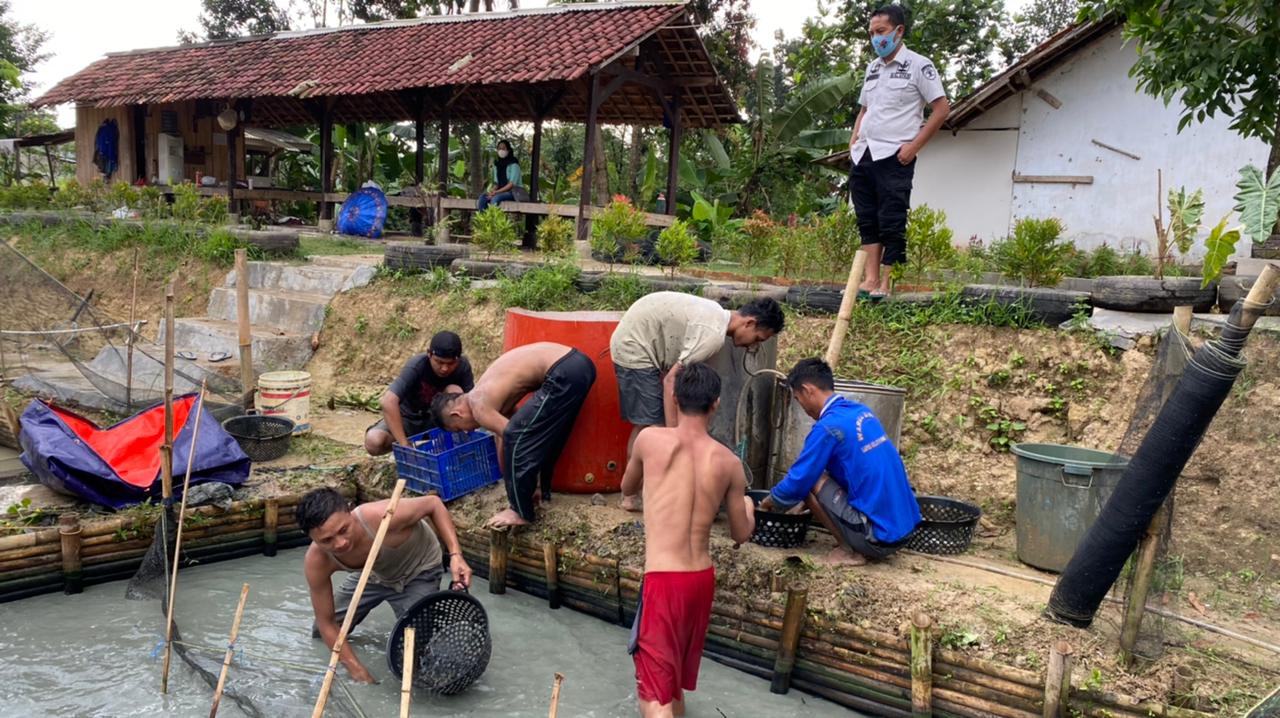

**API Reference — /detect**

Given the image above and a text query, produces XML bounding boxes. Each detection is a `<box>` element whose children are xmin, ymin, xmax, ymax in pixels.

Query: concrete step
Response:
<box><xmin>168</xmin><ymin>318</ymin><xmax>313</xmax><ymax>374</ymax></box>
<box><xmin>87</xmin><ymin>344</ymin><xmax>210</xmax><ymax>396</ymax></box>
<box><xmin>227</xmin><ymin>261</ymin><xmax>370</xmax><ymax>296</ymax></box>
<box><xmin>206</xmin><ymin>286</ymin><xmax>331</xmax><ymax>335</ymax></box>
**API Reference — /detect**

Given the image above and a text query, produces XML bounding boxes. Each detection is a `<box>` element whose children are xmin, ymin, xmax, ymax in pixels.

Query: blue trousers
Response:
<box><xmin>477</xmin><ymin>192</ymin><xmax>515</xmax><ymax>210</ymax></box>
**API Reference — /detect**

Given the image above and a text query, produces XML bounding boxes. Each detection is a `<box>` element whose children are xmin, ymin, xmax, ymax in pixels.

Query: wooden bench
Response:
<box><xmin>438</xmin><ymin>196</ymin><xmax>676</xmax><ymax>228</ymax></box>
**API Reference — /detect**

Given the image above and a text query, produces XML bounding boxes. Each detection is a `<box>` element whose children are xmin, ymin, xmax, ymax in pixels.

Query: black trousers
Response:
<box><xmin>502</xmin><ymin>349</ymin><xmax>597</xmax><ymax>521</ymax></box>
<box><xmin>849</xmin><ymin>149</ymin><xmax>916</xmax><ymax>266</ymax></box>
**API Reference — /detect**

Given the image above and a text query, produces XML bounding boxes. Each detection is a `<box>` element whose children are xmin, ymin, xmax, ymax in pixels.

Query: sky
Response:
<box><xmin>13</xmin><ymin>0</ymin><xmax>827</xmax><ymax>127</ymax></box>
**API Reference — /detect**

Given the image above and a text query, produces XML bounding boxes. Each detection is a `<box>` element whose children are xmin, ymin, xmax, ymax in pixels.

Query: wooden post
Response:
<box><xmin>548</xmin><ymin>672</ymin><xmax>565</xmax><ymax>718</ymax></box>
<box><xmin>576</xmin><ymin>75</ymin><xmax>601</xmax><ymax>243</ymax></box>
<box><xmin>234</xmin><ymin>249</ymin><xmax>254</xmax><ymax>410</ymax></box>
<box><xmin>319</xmin><ymin>102</ymin><xmax>334</xmax><ymax>223</ymax></box>
<box><xmin>826</xmin><ymin>249</ymin><xmax>868</xmax><ymax>367</ymax></box>
<box><xmin>489</xmin><ymin>527</ymin><xmax>509</xmax><ymax>595</ymax></box>
<box><xmin>209</xmin><ymin>582</ymin><xmax>250</xmax><ymax>718</ymax></box>
<box><xmin>162</xmin><ymin>383</ymin><xmax>208</xmax><ymax>694</ymax></box>
<box><xmin>543</xmin><ymin>542</ymin><xmax>560</xmax><ymax>609</ymax></box>
<box><xmin>312</xmin><ymin>479</ymin><xmax>408</xmax><ymax>718</ymax></box>
<box><xmin>58</xmin><ymin>513</ymin><xmax>82</xmax><ymax>595</ymax></box>
<box><xmin>909</xmin><ymin>611</ymin><xmax>933</xmax><ymax>717</ymax></box>
<box><xmin>226</xmin><ymin>106</ymin><xmax>240</xmax><ymax>219</ymax></box>
<box><xmin>770</xmin><ymin>587</ymin><xmax>807</xmax><ymax>694</ymax></box>
<box><xmin>1043</xmin><ymin>641</ymin><xmax>1073</xmax><ymax>718</ymax></box>
<box><xmin>399</xmin><ymin>626</ymin><xmax>416</xmax><ymax>718</ymax></box>
<box><xmin>664</xmin><ymin>95</ymin><xmax>683</xmax><ymax>216</ymax></box>
<box><xmin>436</xmin><ymin>110</ymin><xmax>450</xmax><ymax>234</ymax></box>
<box><xmin>524</xmin><ymin>114</ymin><xmax>545</xmax><ymax>249</ymax></box>
<box><xmin>262</xmin><ymin>498</ymin><xmax>279</xmax><ymax>557</ymax></box>
<box><xmin>162</xmin><ymin>281</ymin><xmax>176</xmax><ymax>501</ymax></box>
<box><xmin>1173</xmin><ymin>305</ymin><xmax>1193</xmax><ymax>335</ymax></box>
<box><xmin>126</xmin><ymin>248</ymin><xmax>139</xmax><ymax>411</ymax></box>
<box><xmin>1119</xmin><ymin>501</ymin><xmax>1168</xmax><ymax>666</ymax></box>
<box><xmin>411</xmin><ymin>95</ymin><xmax>426</xmax><ymax>237</ymax></box>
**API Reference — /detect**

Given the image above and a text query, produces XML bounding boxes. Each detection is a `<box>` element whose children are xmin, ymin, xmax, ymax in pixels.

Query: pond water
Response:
<box><xmin>0</xmin><ymin>548</ymin><xmax>858</xmax><ymax>717</ymax></box>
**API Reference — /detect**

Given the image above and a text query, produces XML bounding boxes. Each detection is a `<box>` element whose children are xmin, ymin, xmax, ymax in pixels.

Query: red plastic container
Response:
<box><xmin>502</xmin><ymin>308</ymin><xmax>628</xmax><ymax>494</ymax></box>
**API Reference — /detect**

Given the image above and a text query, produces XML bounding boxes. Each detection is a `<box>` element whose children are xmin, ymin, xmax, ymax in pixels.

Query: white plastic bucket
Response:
<box><xmin>255</xmin><ymin>370</ymin><xmax>312</xmax><ymax>435</ymax></box>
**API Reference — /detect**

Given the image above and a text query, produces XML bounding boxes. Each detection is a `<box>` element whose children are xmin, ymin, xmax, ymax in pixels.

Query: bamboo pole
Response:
<box><xmin>209</xmin><ymin>582</ymin><xmax>250</xmax><ymax>718</ymax></box>
<box><xmin>489</xmin><ymin>528</ymin><xmax>509</xmax><ymax>595</ymax></box>
<box><xmin>543</xmin><ymin>542</ymin><xmax>560</xmax><ymax>609</ymax></box>
<box><xmin>1119</xmin><ymin>500</ymin><xmax>1168</xmax><ymax>665</ymax></box>
<box><xmin>399</xmin><ymin>626</ymin><xmax>415</xmax><ymax>718</ymax></box>
<box><xmin>162</xmin><ymin>280</ymin><xmax>176</xmax><ymax>501</ymax></box>
<box><xmin>126</xmin><ymin>247</ymin><xmax>139</xmax><ymax>411</ymax></box>
<box><xmin>1172</xmin><ymin>305</ymin><xmax>1192</xmax><ymax>335</ymax></box>
<box><xmin>770</xmin><ymin>587</ymin><xmax>808</xmax><ymax>694</ymax></box>
<box><xmin>826</xmin><ymin>249</ymin><xmax>868</xmax><ymax>366</ymax></box>
<box><xmin>311</xmin><ymin>479</ymin><xmax>407</xmax><ymax>718</ymax></box>
<box><xmin>1043</xmin><ymin>641</ymin><xmax>1072</xmax><ymax>718</ymax></box>
<box><xmin>262</xmin><ymin>499</ymin><xmax>279</xmax><ymax>557</ymax></box>
<box><xmin>162</xmin><ymin>382</ymin><xmax>208</xmax><ymax>694</ymax></box>
<box><xmin>234</xmin><ymin>249</ymin><xmax>254</xmax><ymax>410</ymax></box>
<box><xmin>548</xmin><ymin>672</ymin><xmax>565</xmax><ymax>718</ymax></box>
<box><xmin>58</xmin><ymin>513</ymin><xmax>82</xmax><ymax>595</ymax></box>
<box><xmin>910</xmin><ymin>611</ymin><xmax>933</xmax><ymax>717</ymax></box>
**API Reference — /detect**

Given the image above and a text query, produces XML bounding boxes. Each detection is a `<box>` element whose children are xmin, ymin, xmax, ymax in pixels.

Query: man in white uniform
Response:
<box><xmin>849</xmin><ymin>4</ymin><xmax>950</xmax><ymax>299</ymax></box>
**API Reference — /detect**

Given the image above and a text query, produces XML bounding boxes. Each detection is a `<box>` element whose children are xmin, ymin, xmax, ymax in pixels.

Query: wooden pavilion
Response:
<box><xmin>33</xmin><ymin>1</ymin><xmax>739</xmax><ymax>240</ymax></box>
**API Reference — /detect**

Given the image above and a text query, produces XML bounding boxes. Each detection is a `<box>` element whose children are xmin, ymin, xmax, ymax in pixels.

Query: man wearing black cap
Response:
<box><xmin>364</xmin><ymin>331</ymin><xmax>475</xmax><ymax>456</ymax></box>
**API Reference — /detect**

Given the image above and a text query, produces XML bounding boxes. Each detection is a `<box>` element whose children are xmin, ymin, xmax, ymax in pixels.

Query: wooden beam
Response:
<box><xmin>318</xmin><ymin>100</ymin><xmax>334</xmax><ymax>221</ymax></box>
<box><xmin>577</xmin><ymin>75</ymin><xmax>601</xmax><ymax>242</ymax></box>
<box><xmin>226</xmin><ymin>101</ymin><xmax>241</xmax><ymax>215</ymax></box>
<box><xmin>1091</xmin><ymin>138</ymin><xmax>1141</xmax><ymax>161</ymax></box>
<box><xmin>1035</xmin><ymin>88</ymin><xmax>1063</xmax><ymax>109</ymax></box>
<box><xmin>524</xmin><ymin>114</ymin><xmax>545</xmax><ymax>249</ymax></box>
<box><xmin>665</xmin><ymin>95</ymin><xmax>683</xmax><ymax>216</ymax></box>
<box><xmin>1012</xmin><ymin>173</ymin><xmax>1093</xmax><ymax>185</ymax></box>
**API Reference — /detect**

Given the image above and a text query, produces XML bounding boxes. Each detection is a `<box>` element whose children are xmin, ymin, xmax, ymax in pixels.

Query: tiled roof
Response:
<box><xmin>34</xmin><ymin>2</ymin><xmax>738</xmax><ymax>127</ymax></box>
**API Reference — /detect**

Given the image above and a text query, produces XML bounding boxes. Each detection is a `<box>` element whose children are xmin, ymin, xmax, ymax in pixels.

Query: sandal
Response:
<box><xmin>867</xmin><ymin>292</ymin><xmax>888</xmax><ymax>304</ymax></box>
<box><xmin>856</xmin><ymin>289</ymin><xmax>872</xmax><ymax>301</ymax></box>
<box><xmin>176</xmin><ymin>351</ymin><xmax>197</xmax><ymax>361</ymax></box>
<box><xmin>209</xmin><ymin>351</ymin><xmax>233</xmax><ymax>363</ymax></box>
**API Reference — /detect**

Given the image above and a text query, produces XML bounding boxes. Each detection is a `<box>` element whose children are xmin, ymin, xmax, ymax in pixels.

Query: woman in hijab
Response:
<box><xmin>476</xmin><ymin>139</ymin><xmax>522</xmax><ymax>210</ymax></box>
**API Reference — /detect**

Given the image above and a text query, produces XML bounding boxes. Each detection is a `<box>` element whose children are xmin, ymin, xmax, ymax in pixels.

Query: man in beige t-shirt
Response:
<box><xmin>610</xmin><ymin>292</ymin><xmax>784</xmax><ymax>509</ymax></box>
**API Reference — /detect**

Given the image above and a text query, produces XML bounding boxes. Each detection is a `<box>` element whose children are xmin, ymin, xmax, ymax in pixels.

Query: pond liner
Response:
<box><xmin>1048</xmin><ymin>296</ymin><xmax>1266</xmax><ymax>627</ymax></box>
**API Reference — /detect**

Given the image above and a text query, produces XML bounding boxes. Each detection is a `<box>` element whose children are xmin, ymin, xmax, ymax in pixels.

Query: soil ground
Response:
<box><xmin>4</xmin><ymin>242</ymin><xmax>1278</xmax><ymax>712</ymax></box>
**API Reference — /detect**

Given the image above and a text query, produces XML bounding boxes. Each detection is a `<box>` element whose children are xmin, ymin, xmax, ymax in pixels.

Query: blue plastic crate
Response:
<box><xmin>392</xmin><ymin>428</ymin><xmax>501</xmax><ymax>501</ymax></box>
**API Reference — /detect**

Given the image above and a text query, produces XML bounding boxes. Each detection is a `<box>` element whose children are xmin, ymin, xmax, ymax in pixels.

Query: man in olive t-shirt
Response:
<box><xmin>364</xmin><ymin>331</ymin><xmax>475</xmax><ymax>455</ymax></box>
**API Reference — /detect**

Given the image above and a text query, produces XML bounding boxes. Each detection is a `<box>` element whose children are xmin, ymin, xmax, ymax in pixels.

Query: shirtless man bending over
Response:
<box><xmin>432</xmin><ymin>342</ymin><xmax>596</xmax><ymax>529</ymax></box>
<box><xmin>622</xmin><ymin>363</ymin><xmax>756</xmax><ymax>718</ymax></box>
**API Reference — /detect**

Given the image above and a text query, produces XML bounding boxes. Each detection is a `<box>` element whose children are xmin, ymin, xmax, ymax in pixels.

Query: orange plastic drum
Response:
<box><xmin>502</xmin><ymin>308</ymin><xmax>628</xmax><ymax>494</ymax></box>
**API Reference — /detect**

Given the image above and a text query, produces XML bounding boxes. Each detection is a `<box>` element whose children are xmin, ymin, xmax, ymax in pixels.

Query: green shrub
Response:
<box><xmin>591</xmin><ymin>196</ymin><xmax>648</xmax><ymax>266</ymax></box>
<box><xmin>138</xmin><ymin>186</ymin><xmax>168</xmax><ymax>219</ymax></box>
<box><xmin>0</xmin><ymin>182</ymin><xmax>52</xmax><ymax>209</ymax></box>
<box><xmin>200</xmin><ymin>194</ymin><xmax>229</xmax><ymax>225</ymax></box>
<box><xmin>904</xmin><ymin>205</ymin><xmax>956</xmax><ymax>282</ymax></box>
<box><xmin>536</xmin><ymin>214</ymin><xmax>574</xmax><ymax>255</ymax></box>
<box><xmin>171</xmin><ymin>182</ymin><xmax>201</xmax><ymax>222</ymax></box>
<box><xmin>54</xmin><ymin>180</ymin><xmax>87</xmax><ymax>210</ymax></box>
<box><xmin>496</xmin><ymin>260</ymin><xmax>581</xmax><ymax>310</ymax></box>
<box><xmin>992</xmin><ymin>218</ymin><xmax>1071</xmax><ymax>287</ymax></box>
<box><xmin>591</xmin><ymin>272</ymin><xmax>650</xmax><ymax>310</ymax></box>
<box><xmin>812</xmin><ymin>205</ymin><xmax>860</xmax><ymax>281</ymax></box>
<box><xmin>655</xmin><ymin>219</ymin><xmax>698</xmax><ymax>276</ymax></box>
<box><xmin>472</xmin><ymin>205</ymin><xmax>517</xmax><ymax>258</ymax></box>
<box><xmin>1121</xmin><ymin>248</ymin><xmax>1155</xmax><ymax>276</ymax></box>
<box><xmin>773</xmin><ymin>219</ymin><xmax>818</xmax><ymax>280</ymax></box>
<box><xmin>731</xmin><ymin>210</ymin><xmax>779</xmax><ymax>278</ymax></box>
<box><xmin>107</xmin><ymin>181</ymin><xmax>140</xmax><ymax>210</ymax></box>
<box><xmin>194</xmin><ymin>229</ymin><xmax>252</xmax><ymax>266</ymax></box>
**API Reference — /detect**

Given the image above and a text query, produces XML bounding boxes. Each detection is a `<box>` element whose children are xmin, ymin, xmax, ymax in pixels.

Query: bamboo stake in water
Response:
<box><xmin>312</xmin><ymin>479</ymin><xmax>408</xmax><ymax>718</ymax></box>
<box><xmin>125</xmin><ymin>248</ymin><xmax>139</xmax><ymax>411</ymax></box>
<box><xmin>548</xmin><ymin>672</ymin><xmax>565</xmax><ymax>718</ymax></box>
<box><xmin>399</xmin><ymin>627</ymin><xmax>416</xmax><ymax>718</ymax></box>
<box><xmin>161</xmin><ymin>382</ymin><xmax>207</xmax><ymax>694</ymax></box>
<box><xmin>161</xmin><ymin>281</ymin><xmax>176</xmax><ymax>501</ymax></box>
<box><xmin>209</xmin><ymin>582</ymin><xmax>251</xmax><ymax>718</ymax></box>
<box><xmin>234</xmin><ymin>248</ymin><xmax>255</xmax><ymax>410</ymax></box>
<box><xmin>826</xmin><ymin>249</ymin><xmax>868</xmax><ymax>367</ymax></box>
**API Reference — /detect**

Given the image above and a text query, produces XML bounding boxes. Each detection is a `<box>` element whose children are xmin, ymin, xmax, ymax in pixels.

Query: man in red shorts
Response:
<box><xmin>621</xmin><ymin>363</ymin><xmax>756</xmax><ymax>717</ymax></box>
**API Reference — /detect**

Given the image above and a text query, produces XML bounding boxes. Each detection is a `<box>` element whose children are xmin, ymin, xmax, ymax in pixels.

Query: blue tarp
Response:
<box><xmin>336</xmin><ymin>186</ymin><xmax>389</xmax><ymax>239</ymax></box>
<box><xmin>18</xmin><ymin>394</ymin><xmax>250</xmax><ymax>510</ymax></box>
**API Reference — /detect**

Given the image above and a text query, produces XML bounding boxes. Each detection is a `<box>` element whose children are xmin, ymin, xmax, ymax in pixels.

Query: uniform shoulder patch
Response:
<box><xmin>922</xmin><ymin>64</ymin><xmax>938</xmax><ymax>80</ymax></box>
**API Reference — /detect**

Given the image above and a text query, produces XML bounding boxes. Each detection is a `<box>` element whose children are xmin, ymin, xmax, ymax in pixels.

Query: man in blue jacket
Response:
<box><xmin>761</xmin><ymin>358</ymin><xmax>921</xmax><ymax>565</ymax></box>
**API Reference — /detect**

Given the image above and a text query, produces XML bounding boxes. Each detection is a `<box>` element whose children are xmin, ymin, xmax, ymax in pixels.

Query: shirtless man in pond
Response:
<box><xmin>622</xmin><ymin>363</ymin><xmax>756</xmax><ymax>718</ymax></box>
<box><xmin>432</xmin><ymin>342</ymin><xmax>596</xmax><ymax>529</ymax></box>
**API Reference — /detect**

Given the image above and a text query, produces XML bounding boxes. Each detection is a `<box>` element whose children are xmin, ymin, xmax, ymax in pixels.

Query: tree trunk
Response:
<box><xmin>592</xmin><ymin>129</ymin><xmax>609</xmax><ymax>205</ymax></box>
<box><xmin>467</xmin><ymin>123</ymin><xmax>484</xmax><ymax>198</ymax></box>
<box><xmin>627</xmin><ymin>126</ymin><xmax>643</xmax><ymax>203</ymax></box>
<box><xmin>1269</xmin><ymin>124</ymin><xmax>1280</xmax><ymax>238</ymax></box>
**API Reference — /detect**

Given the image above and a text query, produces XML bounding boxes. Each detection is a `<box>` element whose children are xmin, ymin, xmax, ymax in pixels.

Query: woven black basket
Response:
<box><xmin>221</xmin><ymin>415</ymin><xmax>294</xmax><ymax>462</ymax></box>
<box><xmin>747</xmin><ymin>490</ymin><xmax>812</xmax><ymax>549</ymax></box>
<box><xmin>904</xmin><ymin>495</ymin><xmax>982</xmax><ymax>555</ymax></box>
<box><xmin>387</xmin><ymin>585</ymin><xmax>491</xmax><ymax>696</ymax></box>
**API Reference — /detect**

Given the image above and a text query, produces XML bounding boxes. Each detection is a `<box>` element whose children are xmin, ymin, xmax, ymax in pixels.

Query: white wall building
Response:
<box><xmin>907</xmin><ymin>20</ymin><xmax>1269</xmax><ymax>256</ymax></box>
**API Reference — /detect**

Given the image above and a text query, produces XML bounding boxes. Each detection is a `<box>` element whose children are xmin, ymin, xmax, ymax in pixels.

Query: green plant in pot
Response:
<box><xmin>590</xmin><ymin>195</ymin><xmax>647</xmax><ymax>271</ymax></box>
<box><xmin>993</xmin><ymin>217</ymin><xmax>1070</xmax><ymax>287</ymax></box>
<box><xmin>472</xmin><ymin>205</ymin><xmax>517</xmax><ymax>258</ymax></box>
<box><xmin>656</xmin><ymin>219</ymin><xmax>698</xmax><ymax>278</ymax></box>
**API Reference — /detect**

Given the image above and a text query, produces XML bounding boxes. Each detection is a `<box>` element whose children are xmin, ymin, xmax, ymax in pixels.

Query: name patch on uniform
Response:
<box><xmin>866</xmin><ymin>72</ymin><xmax>881</xmax><ymax>81</ymax></box>
<box><xmin>890</xmin><ymin>71</ymin><xmax>911</xmax><ymax>80</ymax></box>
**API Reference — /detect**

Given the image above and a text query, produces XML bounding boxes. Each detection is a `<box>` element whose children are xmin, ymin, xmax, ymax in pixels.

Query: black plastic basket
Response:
<box><xmin>387</xmin><ymin>585</ymin><xmax>491</xmax><ymax>696</ymax></box>
<box><xmin>747</xmin><ymin>490</ymin><xmax>812</xmax><ymax>549</ymax></box>
<box><xmin>904</xmin><ymin>495</ymin><xmax>982</xmax><ymax>555</ymax></box>
<box><xmin>221</xmin><ymin>414</ymin><xmax>294</xmax><ymax>462</ymax></box>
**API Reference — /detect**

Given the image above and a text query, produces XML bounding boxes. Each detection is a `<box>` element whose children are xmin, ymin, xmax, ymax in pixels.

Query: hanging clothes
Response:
<box><xmin>93</xmin><ymin>119</ymin><xmax>119</xmax><ymax>179</ymax></box>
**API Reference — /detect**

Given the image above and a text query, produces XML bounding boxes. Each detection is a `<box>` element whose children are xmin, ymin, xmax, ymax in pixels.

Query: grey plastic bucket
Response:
<box><xmin>1012</xmin><ymin>443</ymin><xmax>1128</xmax><ymax>573</ymax></box>
<box><xmin>772</xmin><ymin>379</ymin><xmax>905</xmax><ymax>484</ymax></box>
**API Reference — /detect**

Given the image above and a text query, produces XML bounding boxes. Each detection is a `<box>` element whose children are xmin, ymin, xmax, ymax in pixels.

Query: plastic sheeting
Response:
<box><xmin>336</xmin><ymin>187</ymin><xmax>388</xmax><ymax>239</ymax></box>
<box><xmin>18</xmin><ymin>394</ymin><xmax>250</xmax><ymax>509</ymax></box>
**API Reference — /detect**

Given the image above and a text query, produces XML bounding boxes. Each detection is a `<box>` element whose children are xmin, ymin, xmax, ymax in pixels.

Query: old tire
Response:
<box><xmin>960</xmin><ymin>284</ymin><xmax>1091</xmax><ymax>326</ymax></box>
<box><xmin>231</xmin><ymin>228</ymin><xmax>299</xmax><ymax>254</ymax></box>
<box><xmin>785</xmin><ymin>285</ymin><xmax>845</xmax><ymax>313</ymax></box>
<box><xmin>1089</xmin><ymin>276</ymin><xmax>1215</xmax><ymax>313</ymax></box>
<box><xmin>383</xmin><ymin>242</ymin><xmax>469</xmax><ymax>273</ymax></box>
<box><xmin>642</xmin><ymin>276</ymin><xmax>708</xmax><ymax>294</ymax></box>
<box><xmin>1217</xmin><ymin>275</ymin><xmax>1280</xmax><ymax>316</ymax></box>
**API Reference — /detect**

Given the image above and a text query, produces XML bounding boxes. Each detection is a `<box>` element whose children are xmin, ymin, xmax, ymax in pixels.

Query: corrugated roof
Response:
<box><xmin>34</xmin><ymin>1</ymin><xmax>739</xmax><ymax>128</ymax></box>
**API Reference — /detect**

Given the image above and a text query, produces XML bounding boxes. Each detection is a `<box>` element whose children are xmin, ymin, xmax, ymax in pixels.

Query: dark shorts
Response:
<box><xmin>849</xmin><ymin>149</ymin><xmax>915</xmax><ymax>266</ymax></box>
<box><xmin>816</xmin><ymin>479</ymin><xmax>907</xmax><ymax>561</ymax></box>
<box><xmin>614</xmin><ymin>364</ymin><xmax>664</xmax><ymax>427</ymax></box>
<box><xmin>366</xmin><ymin>414</ymin><xmax>434</xmax><ymax>440</ymax></box>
